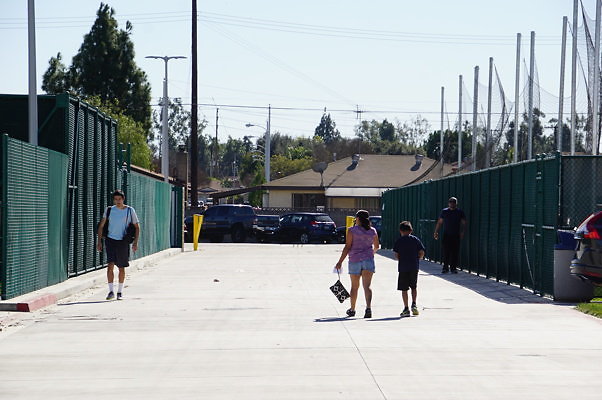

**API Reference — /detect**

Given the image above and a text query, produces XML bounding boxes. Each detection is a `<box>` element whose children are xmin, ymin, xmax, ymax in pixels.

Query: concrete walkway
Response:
<box><xmin>1</xmin><ymin>244</ymin><xmax>601</xmax><ymax>400</ymax></box>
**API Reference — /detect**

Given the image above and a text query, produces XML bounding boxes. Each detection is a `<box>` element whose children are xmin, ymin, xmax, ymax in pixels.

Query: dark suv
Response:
<box><xmin>277</xmin><ymin>213</ymin><xmax>337</xmax><ymax>244</ymax></box>
<box><xmin>200</xmin><ymin>204</ymin><xmax>256</xmax><ymax>243</ymax></box>
<box><xmin>253</xmin><ymin>215</ymin><xmax>280</xmax><ymax>242</ymax></box>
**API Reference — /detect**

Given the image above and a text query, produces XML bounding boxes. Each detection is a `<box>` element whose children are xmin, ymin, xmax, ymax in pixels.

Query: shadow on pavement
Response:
<box><xmin>376</xmin><ymin>249</ymin><xmax>553</xmax><ymax>305</ymax></box>
<box><xmin>58</xmin><ymin>301</ymin><xmax>111</xmax><ymax>306</ymax></box>
<box><xmin>367</xmin><ymin>316</ymin><xmax>403</xmax><ymax>322</ymax></box>
<box><xmin>314</xmin><ymin>317</ymin><xmax>350</xmax><ymax>322</ymax></box>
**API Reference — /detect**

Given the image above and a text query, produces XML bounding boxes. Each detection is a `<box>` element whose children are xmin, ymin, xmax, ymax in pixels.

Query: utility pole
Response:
<box><xmin>486</xmin><ymin>57</ymin><xmax>493</xmax><ymax>168</ymax></box>
<box><xmin>213</xmin><ymin>108</ymin><xmax>219</xmax><ymax>177</ymax></box>
<box><xmin>458</xmin><ymin>75</ymin><xmax>463</xmax><ymax>170</ymax></box>
<box><xmin>27</xmin><ymin>0</ymin><xmax>38</xmax><ymax>146</ymax></box>
<box><xmin>191</xmin><ymin>0</ymin><xmax>199</xmax><ymax>206</ymax></box>
<box><xmin>571</xmin><ymin>0</ymin><xmax>579</xmax><ymax>155</ymax></box>
<box><xmin>514</xmin><ymin>33</ymin><xmax>521</xmax><ymax>163</ymax></box>
<box><xmin>593</xmin><ymin>0</ymin><xmax>602</xmax><ymax>155</ymax></box>
<box><xmin>440</xmin><ymin>86</ymin><xmax>445</xmax><ymax>177</ymax></box>
<box><xmin>262</xmin><ymin>105</ymin><xmax>272</xmax><ymax>208</ymax></box>
<box><xmin>527</xmin><ymin>31</ymin><xmax>535</xmax><ymax>160</ymax></box>
<box><xmin>145</xmin><ymin>55</ymin><xmax>186</xmax><ymax>182</ymax></box>
<box><xmin>558</xmin><ymin>17</ymin><xmax>568</xmax><ymax>153</ymax></box>
<box><xmin>472</xmin><ymin>66</ymin><xmax>479</xmax><ymax>171</ymax></box>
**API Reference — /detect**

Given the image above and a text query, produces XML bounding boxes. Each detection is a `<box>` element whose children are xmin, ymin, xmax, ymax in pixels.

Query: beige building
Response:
<box><xmin>264</xmin><ymin>154</ymin><xmax>452</xmax><ymax>209</ymax></box>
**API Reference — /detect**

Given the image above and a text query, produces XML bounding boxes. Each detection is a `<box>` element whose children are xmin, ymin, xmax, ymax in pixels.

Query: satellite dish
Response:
<box><xmin>410</xmin><ymin>154</ymin><xmax>424</xmax><ymax>171</ymax></box>
<box><xmin>312</xmin><ymin>162</ymin><xmax>328</xmax><ymax>186</ymax></box>
<box><xmin>312</xmin><ymin>162</ymin><xmax>328</xmax><ymax>173</ymax></box>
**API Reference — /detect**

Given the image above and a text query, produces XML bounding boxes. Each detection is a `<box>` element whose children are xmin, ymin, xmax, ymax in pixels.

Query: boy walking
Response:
<box><xmin>393</xmin><ymin>221</ymin><xmax>425</xmax><ymax>317</ymax></box>
<box><xmin>97</xmin><ymin>190</ymin><xmax>140</xmax><ymax>300</ymax></box>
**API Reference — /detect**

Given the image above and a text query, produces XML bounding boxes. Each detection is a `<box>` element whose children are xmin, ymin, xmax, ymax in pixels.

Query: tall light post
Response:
<box><xmin>246</xmin><ymin>105</ymin><xmax>271</xmax><ymax>208</ymax></box>
<box><xmin>145</xmin><ymin>55</ymin><xmax>186</xmax><ymax>182</ymax></box>
<box><xmin>28</xmin><ymin>0</ymin><xmax>38</xmax><ymax>146</ymax></box>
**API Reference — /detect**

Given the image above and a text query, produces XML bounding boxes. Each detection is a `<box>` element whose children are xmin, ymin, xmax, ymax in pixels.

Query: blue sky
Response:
<box><xmin>1</xmin><ymin>0</ymin><xmax>596</xmax><ymax>141</ymax></box>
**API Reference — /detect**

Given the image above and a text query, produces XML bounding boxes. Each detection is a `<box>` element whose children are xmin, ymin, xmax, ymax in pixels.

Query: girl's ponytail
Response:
<box><xmin>356</xmin><ymin>210</ymin><xmax>371</xmax><ymax>231</ymax></box>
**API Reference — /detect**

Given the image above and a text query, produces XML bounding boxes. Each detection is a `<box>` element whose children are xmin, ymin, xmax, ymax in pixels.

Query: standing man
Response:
<box><xmin>433</xmin><ymin>197</ymin><xmax>467</xmax><ymax>274</ymax></box>
<box><xmin>97</xmin><ymin>190</ymin><xmax>140</xmax><ymax>300</ymax></box>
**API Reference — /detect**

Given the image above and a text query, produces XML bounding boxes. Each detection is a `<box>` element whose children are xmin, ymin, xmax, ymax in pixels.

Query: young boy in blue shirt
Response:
<box><xmin>393</xmin><ymin>221</ymin><xmax>425</xmax><ymax>317</ymax></box>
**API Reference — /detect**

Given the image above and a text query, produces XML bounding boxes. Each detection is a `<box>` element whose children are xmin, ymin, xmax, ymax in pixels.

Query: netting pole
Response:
<box><xmin>440</xmin><ymin>86</ymin><xmax>445</xmax><ymax>177</ymax></box>
<box><xmin>27</xmin><ymin>0</ymin><xmax>38</xmax><ymax>146</ymax></box>
<box><xmin>528</xmin><ymin>31</ymin><xmax>535</xmax><ymax>160</ymax></box>
<box><xmin>570</xmin><ymin>0</ymin><xmax>578</xmax><ymax>155</ymax></box>
<box><xmin>514</xmin><ymin>33</ymin><xmax>521</xmax><ymax>163</ymax></box>
<box><xmin>472</xmin><ymin>66</ymin><xmax>479</xmax><ymax>171</ymax></box>
<box><xmin>486</xmin><ymin>57</ymin><xmax>493</xmax><ymax>168</ymax></box>
<box><xmin>558</xmin><ymin>17</ymin><xmax>568</xmax><ymax>153</ymax></box>
<box><xmin>593</xmin><ymin>0</ymin><xmax>602</xmax><ymax>155</ymax></box>
<box><xmin>458</xmin><ymin>75</ymin><xmax>463</xmax><ymax>170</ymax></box>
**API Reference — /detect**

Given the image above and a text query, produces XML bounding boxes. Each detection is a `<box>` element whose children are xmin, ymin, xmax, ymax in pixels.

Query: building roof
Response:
<box><xmin>264</xmin><ymin>154</ymin><xmax>452</xmax><ymax>190</ymax></box>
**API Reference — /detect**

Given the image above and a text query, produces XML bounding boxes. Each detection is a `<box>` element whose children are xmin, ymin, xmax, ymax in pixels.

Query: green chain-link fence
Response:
<box><xmin>0</xmin><ymin>136</ymin><xmax>69</xmax><ymax>299</ymax></box>
<box><xmin>0</xmin><ymin>94</ymin><xmax>184</xmax><ymax>299</ymax></box>
<box><xmin>382</xmin><ymin>153</ymin><xmax>564</xmax><ymax>297</ymax></box>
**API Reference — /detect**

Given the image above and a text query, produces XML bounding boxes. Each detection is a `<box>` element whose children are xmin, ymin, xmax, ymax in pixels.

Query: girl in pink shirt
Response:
<box><xmin>335</xmin><ymin>210</ymin><xmax>380</xmax><ymax>318</ymax></box>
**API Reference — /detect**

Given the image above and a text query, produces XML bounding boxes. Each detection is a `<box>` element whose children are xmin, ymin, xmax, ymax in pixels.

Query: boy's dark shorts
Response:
<box><xmin>397</xmin><ymin>270</ymin><xmax>418</xmax><ymax>291</ymax></box>
<box><xmin>105</xmin><ymin>237</ymin><xmax>130</xmax><ymax>268</ymax></box>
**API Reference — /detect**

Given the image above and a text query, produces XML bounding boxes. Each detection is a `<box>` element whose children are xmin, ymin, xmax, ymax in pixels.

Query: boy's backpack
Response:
<box><xmin>100</xmin><ymin>206</ymin><xmax>111</xmax><ymax>238</ymax></box>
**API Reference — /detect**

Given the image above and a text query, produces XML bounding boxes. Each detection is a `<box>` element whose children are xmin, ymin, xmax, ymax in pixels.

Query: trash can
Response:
<box><xmin>554</xmin><ymin>230</ymin><xmax>594</xmax><ymax>302</ymax></box>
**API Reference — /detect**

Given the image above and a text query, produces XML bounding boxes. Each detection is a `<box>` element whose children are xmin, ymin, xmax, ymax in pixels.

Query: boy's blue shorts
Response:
<box><xmin>348</xmin><ymin>258</ymin><xmax>375</xmax><ymax>275</ymax></box>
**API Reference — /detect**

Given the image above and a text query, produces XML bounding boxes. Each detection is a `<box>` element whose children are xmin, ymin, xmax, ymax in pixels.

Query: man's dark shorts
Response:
<box><xmin>105</xmin><ymin>237</ymin><xmax>130</xmax><ymax>267</ymax></box>
<box><xmin>397</xmin><ymin>270</ymin><xmax>418</xmax><ymax>291</ymax></box>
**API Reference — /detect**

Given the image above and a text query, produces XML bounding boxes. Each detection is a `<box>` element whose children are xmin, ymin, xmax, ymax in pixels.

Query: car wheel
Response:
<box><xmin>231</xmin><ymin>226</ymin><xmax>246</xmax><ymax>243</ymax></box>
<box><xmin>299</xmin><ymin>233</ymin><xmax>310</xmax><ymax>244</ymax></box>
<box><xmin>210</xmin><ymin>234</ymin><xmax>224</xmax><ymax>243</ymax></box>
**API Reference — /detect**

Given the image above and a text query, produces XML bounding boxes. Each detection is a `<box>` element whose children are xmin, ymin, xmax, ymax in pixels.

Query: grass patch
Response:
<box><xmin>576</xmin><ymin>301</ymin><xmax>602</xmax><ymax>318</ymax></box>
<box><xmin>576</xmin><ymin>287</ymin><xmax>602</xmax><ymax>318</ymax></box>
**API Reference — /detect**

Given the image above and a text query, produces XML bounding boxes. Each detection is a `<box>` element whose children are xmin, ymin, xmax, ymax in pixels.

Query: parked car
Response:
<box><xmin>253</xmin><ymin>215</ymin><xmax>280</xmax><ymax>242</ymax></box>
<box><xmin>186</xmin><ymin>204</ymin><xmax>255</xmax><ymax>243</ymax></box>
<box><xmin>277</xmin><ymin>213</ymin><xmax>337</xmax><ymax>244</ymax></box>
<box><xmin>336</xmin><ymin>216</ymin><xmax>382</xmax><ymax>243</ymax></box>
<box><xmin>571</xmin><ymin>211</ymin><xmax>602</xmax><ymax>285</ymax></box>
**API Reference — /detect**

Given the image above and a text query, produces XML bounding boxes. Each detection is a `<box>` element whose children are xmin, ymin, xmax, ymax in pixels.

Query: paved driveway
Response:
<box><xmin>1</xmin><ymin>244</ymin><xmax>601</xmax><ymax>399</ymax></box>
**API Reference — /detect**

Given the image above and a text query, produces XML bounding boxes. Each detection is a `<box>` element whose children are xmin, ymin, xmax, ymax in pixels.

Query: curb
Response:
<box><xmin>0</xmin><ymin>248</ymin><xmax>182</xmax><ymax>313</ymax></box>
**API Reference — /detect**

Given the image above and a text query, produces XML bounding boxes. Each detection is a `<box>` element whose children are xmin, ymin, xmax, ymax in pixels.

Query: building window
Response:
<box><xmin>355</xmin><ymin>197</ymin><xmax>381</xmax><ymax>210</ymax></box>
<box><xmin>292</xmin><ymin>193</ymin><xmax>326</xmax><ymax>208</ymax></box>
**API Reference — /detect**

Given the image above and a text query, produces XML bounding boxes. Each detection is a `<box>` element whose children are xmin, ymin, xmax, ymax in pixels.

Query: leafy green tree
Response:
<box><xmin>314</xmin><ymin>113</ymin><xmax>341</xmax><ymax>144</ymax></box>
<box><xmin>423</xmin><ymin>128</ymin><xmax>470</xmax><ymax>164</ymax></box>
<box><xmin>42</xmin><ymin>3</ymin><xmax>152</xmax><ymax>132</ymax></box>
<box><xmin>86</xmin><ymin>96</ymin><xmax>152</xmax><ymax>169</ymax></box>
<box><xmin>379</xmin><ymin>119</ymin><xmax>396</xmax><ymax>141</ymax></box>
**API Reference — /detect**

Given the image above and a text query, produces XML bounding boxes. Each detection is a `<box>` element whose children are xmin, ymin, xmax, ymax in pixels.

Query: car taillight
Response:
<box><xmin>576</xmin><ymin>212</ymin><xmax>602</xmax><ymax>239</ymax></box>
<box><xmin>310</xmin><ymin>221</ymin><xmax>319</xmax><ymax>226</ymax></box>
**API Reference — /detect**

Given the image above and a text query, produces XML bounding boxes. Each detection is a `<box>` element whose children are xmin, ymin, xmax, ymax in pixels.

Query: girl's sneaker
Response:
<box><xmin>400</xmin><ymin>308</ymin><xmax>410</xmax><ymax>317</ymax></box>
<box><xmin>346</xmin><ymin>308</ymin><xmax>356</xmax><ymax>317</ymax></box>
<box><xmin>364</xmin><ymin>308</ymin><xmax>372</xmax><ymax>318</ymax></box>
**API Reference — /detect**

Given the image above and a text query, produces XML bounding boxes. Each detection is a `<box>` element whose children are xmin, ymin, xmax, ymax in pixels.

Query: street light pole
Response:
<box><xmin>145</xmin><ymin>55</ymin><xmax>186</xmax><ymax>182</ymax></box>
<box><xmin>28</xmin><ymin>0</ymin><xmax>38</xmax><ymax>146</ymax></box>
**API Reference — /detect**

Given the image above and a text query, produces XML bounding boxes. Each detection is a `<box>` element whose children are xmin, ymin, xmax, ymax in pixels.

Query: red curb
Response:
<box><xmin>15</xmin><ymin>294</ymin><xmax>57</xmax><ymax>312</ymax></box>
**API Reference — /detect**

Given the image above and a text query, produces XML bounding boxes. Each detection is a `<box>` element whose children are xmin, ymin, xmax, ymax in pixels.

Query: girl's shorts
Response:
<box><xmin>348</xmin><ymin>258</ymin><xmax>375</xmax><ymax>275</ymax></box>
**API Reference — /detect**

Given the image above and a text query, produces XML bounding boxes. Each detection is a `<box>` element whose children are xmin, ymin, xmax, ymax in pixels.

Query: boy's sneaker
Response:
<box><xmin>411</xmin><ymin>305</ymin><xmax>420</xmax><ymax>316</ymax></box>
<box><xmin>451</xmin><ymin>268</ymin><xmax>458</xmax><ymax>274</ymax></box>
<box><xmin>441</xmin><ymin>267</ymin><xmax>449</xmax><ymax>274</ymax></box>
<box><xmin>400</xmin><ymin>308</ymin><xmax>410</xmax><ymax>317</ymax></box>
<box><xmin>116</xmin><ymin>292</ymin><xmax>123</xmax><ymax>300</ymax></box>
<box><xmin>106</xmin><ymin>291</ymin><xmax>115</xmax><ymax>300</ymax></box>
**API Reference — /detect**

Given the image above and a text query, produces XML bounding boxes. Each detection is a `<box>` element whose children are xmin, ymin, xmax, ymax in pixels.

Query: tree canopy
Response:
<box><xmin>42</xmin><ymin>3</ymin><xmax>152</xmax><ymax>133</ymax></box>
